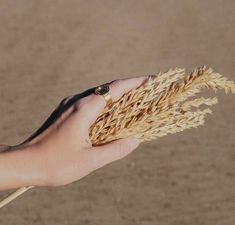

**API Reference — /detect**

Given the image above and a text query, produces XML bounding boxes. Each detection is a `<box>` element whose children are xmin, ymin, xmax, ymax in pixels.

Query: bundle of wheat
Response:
<box><xmin>1</xmin><ymin>66</ymin><xmax>234</xmax><ymax>208</ymax></box>
<box><xmin>89</xmin><ymin>66</ymin><xmax>235</xmax><ymax>145</ymax></box>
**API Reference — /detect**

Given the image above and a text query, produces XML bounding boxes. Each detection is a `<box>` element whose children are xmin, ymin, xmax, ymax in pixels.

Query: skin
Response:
<box><xmin>0</xmin><ymin>76</ymin><xmax>148</xmax><ymax>191</ymax></box>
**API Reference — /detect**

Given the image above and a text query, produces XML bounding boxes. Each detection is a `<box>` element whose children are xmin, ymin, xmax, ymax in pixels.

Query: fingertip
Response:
<box><xmin>127</xmin><ymin>136</ymin><xmax>140</xmax><ymax>150</ymax></box>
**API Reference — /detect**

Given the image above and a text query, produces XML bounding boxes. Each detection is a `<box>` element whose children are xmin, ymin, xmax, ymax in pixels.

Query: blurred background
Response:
<box><xmin>0</xmin><ymin>0</ymin><xmax>234</xmax><ymax>224</ymax></box>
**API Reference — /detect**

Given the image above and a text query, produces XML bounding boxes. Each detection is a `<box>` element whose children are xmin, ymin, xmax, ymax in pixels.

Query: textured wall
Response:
<box><xmin>0</xmin><ymin>1</ymin><xmax>234</xmax><ymax>224</ymax></box>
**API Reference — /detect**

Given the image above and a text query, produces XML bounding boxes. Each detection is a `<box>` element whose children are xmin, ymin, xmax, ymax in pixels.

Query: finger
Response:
<box><xmin>75</xmin><ymin>76</ymin><xmax>149</xmax><ymax>130</ymax></box>
<box><xmin>88</xmin><ymin>137</ymin><xmax>139</xmax><ymax>170</ymax></box>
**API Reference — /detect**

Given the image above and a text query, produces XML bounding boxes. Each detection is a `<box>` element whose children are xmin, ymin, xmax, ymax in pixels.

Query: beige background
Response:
<box><xmin>0</xmin><ymin>0</ymin><xmax>235</xmax><ymax>224</ymax></box>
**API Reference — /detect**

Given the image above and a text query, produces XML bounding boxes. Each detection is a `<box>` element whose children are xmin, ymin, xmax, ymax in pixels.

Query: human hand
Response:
<box><xmin>0</xmin><ymin>76</ymin><xmax>148</xmax><ymax>189</ymax></box>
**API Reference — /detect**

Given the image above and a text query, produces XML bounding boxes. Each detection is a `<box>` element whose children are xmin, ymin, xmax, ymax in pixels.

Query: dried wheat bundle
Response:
<box><xmin>89</xmin><ymin>66</ymin><xmax>235</xmax><ymax>145</ymax></box>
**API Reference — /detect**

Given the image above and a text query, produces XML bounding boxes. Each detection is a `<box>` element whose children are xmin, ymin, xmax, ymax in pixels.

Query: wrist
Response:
<box><xmin>0</xmin><ymin>144</ymin><xmax>48</xmax><ymax>190</ymax></box>
<box><xmin>18</xmin><ymin>144</ymin><xmax>49</xmax><ymax>187</ymax></box>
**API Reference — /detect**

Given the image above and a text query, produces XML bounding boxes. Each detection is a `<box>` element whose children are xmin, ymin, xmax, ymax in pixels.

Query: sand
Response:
<box><xmin>0</xmin><ymin>1</ymin><xmax>235</xmax><ymax>224</ymax></box>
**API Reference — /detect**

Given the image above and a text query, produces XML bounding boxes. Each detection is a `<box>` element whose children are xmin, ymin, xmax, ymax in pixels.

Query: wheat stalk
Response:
<box><xmin>1</xmin><ymin>66</ymin><xmax>234</xmax><ymax>209</ymax></box>
<box><xmin>89</xmin><ymin>66</ymin><xmax>235</xmax><ymax>145</ymax></box>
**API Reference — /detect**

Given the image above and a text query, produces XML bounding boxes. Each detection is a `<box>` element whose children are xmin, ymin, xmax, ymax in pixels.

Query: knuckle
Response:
<box><xmin>110</xmin><ymin>79</ymin><xmax>128</xmax><ymax>94</ymax></box>
<box><xmin>110</xmin><ymin>79</ymin><xmax>121</xmax><ymax>88</ymax></box>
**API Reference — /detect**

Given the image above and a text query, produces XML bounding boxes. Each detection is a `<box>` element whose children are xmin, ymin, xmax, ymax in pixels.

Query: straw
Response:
<box><xmin>0</xmin><ymin>186</ymin><xmax>33</xmax><ymax>208</ymax></box>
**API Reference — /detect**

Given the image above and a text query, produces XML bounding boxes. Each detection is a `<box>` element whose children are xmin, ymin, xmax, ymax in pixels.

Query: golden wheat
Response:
<box><xmin>89</xmin><ymin>66</ymin><xmax>235</xmax><ymax>145</ymax></box>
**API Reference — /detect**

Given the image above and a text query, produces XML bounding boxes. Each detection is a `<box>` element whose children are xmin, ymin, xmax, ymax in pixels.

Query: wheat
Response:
<box><xmin>89</xmin><ymin>66</ymin><xmax>235</xmax><ymax>145</ymax></box>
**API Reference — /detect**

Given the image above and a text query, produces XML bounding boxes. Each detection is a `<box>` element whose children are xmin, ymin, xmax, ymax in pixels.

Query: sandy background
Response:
<box><xmin>0</xmin><ymin>0</ymin><xmax>235</xmax><ymax>224</ymax></box>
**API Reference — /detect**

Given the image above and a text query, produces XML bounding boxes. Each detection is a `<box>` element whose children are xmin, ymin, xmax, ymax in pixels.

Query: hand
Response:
<box><xmin>0</xmin><ymin>76</ymin><xmax>148</xmax><ymax>190</ymax></box>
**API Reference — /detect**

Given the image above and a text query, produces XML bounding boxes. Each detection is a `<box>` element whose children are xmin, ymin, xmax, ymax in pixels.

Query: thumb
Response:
<box><xmin>89</xmin><ymin>137</ymin><xmax>139</xmax><ymax>170</ymax></box>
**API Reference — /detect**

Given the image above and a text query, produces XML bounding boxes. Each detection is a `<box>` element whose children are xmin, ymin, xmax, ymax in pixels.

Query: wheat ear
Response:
<box><xmin>89</xmin><ymin>66</ymin><xmax>235</xmax><ymax>145</ymax></box>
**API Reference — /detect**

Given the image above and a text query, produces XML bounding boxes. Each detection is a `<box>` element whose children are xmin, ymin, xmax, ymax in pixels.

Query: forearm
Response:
<box><xmin>0</xmin><ymin>145</ymin><xmax>46</xmax><ymax>190</ymax></box>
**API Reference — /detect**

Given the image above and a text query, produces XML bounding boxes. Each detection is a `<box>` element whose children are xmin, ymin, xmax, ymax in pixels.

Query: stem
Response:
<box><xmin>0</xmin><ymin>186</ymin><xmax>34</xmax><ymax>209</ymax></box>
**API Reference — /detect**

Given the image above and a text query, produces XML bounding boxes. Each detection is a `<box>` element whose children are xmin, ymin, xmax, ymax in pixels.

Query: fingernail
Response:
<box><xmin>129</xmin><ymin>137</ymin><xmax>140</xmax><ymax>149</ymax></box>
